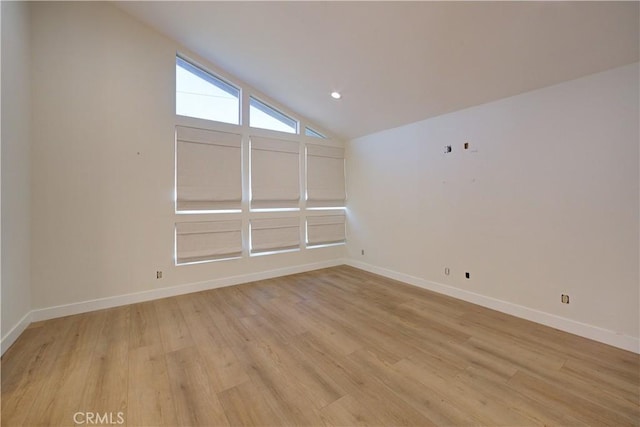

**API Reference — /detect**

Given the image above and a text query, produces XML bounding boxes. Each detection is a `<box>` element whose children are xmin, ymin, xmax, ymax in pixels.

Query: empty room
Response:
<box><xmin>1</xmin><ymin>1</ymin><xmax>639</xmax><ymax>426</ymax></box>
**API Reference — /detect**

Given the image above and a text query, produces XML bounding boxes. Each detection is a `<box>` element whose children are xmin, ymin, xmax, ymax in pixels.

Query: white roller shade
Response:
<box><xmin>176</xmin><ymin>220</ymin><xmax>242</xmax><ymax>264</ymax></box>
<box><xmin>306</xmin><ymin>144</ymin><xmax>346</xmax><ymax>208</ymax></box>
<box><xmin>250</xmin><ymin>217</ymin><xmax>300</xmax><ymax>254</ymax></box>
<box><xmin>251</xmin><ymin>137</ymin><xmax>300</xmax><ymax>209</ymax></box>
<box><xmin>176</xmin><ymin>126</ymin><xmax>242</xmax><ymax>211</ymax></box>
<box><xmin>306</xmin><ymin>214</ymin><xmax>346</xmax><ymax>246</ymax></box>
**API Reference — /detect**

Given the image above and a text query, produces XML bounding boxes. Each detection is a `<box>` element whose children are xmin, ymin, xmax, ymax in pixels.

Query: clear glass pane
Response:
<box><xmin>305</xmin><ymin>127</ymin><xmax>325</xmax><ymax>138</ymax></box>
<box><xmin>250</xmin><ymin>97</ymin><xmax>297</xmax><ymax>134</ymax></box>
<box><xmin>176</xmin><ymin>57</ymin><xmax>240</xmax><ymax>125</ymax></box>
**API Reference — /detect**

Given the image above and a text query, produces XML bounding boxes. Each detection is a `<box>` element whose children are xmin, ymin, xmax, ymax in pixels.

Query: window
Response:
<box><xmin>176</xmin><ymin>56</ymin><xmax>240</xmax><ymax>125</ymax></box>
<box><xmin>306</xmin><ymin>144</ymin><xmax>346</xmax><ymax>208</ymax></box>
<box><xmin>250</xmin><ymin>217</ymin><xmax>300</xmax><ymax>255</ymax></box>
<box><xmin>250</xmin><ymin>97</ymin><xmax>297</xmax><ymax>134</ymax></box>
<box><xmin>250</xmin><ymin>136</ymin><xmax>300</xmax><ymax>210</ymax></box>
<box><xmin>306</xmin><ymin>214</ymin><xmax>346</xmax><ymax>247</ymax></box>
<box><xmin>175</xmin><ymin>126</ymin><xmax>242</xmax><ymax>212</ymax></box>
<box><xmin>305</xmin><ymin>127</ymin><xmax>326</xmax><ymax>138</ymax></box>
<box><xmin>176</xmin><ymin>220</ymin><xmax>242</xmax><ymax>264</ymax></box>
<box><xmin>174</xmin><ymin>54</ymin><xmax>346</xmax><ymax>264</ymax></box>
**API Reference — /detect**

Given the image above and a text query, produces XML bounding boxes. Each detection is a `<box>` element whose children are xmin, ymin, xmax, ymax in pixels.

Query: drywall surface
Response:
<box><xmin>347</xmin><ymin>63</ymin><xmax>639</xmax><ymax>343</ymax></box>
<box><xmin>1</xmin><ymin>1</ymin><xmax>32</xmax><ymax>340</ymax></box>
<box><xmin>29</xmin><ymin>2</ymin><xmax>344</xmax><ymax>311</ymax></box>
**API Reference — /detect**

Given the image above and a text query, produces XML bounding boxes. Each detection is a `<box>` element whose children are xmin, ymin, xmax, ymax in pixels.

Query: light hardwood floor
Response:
<box><xmin>2</xmin><ymin>265</ymin><xmax>639</xmax><ymax>426</ymax></box>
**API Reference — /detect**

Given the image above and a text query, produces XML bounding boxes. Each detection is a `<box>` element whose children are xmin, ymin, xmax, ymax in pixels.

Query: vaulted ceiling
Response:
<box><xmin>116</xmin><ymin>1</ymin><xmax>639</xmax><ymax>140</ymax></box>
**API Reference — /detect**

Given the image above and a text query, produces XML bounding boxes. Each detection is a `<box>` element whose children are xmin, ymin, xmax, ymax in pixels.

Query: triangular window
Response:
<box><xmin>305</xmin><ymin>127</ymin><xmax>326</xmax><ymax>138</ymax></box>
<box><xmin>176</xmin><ymin>56</ymin><xmax>240</xmax><ymax>125</ymax></box>
<box><xmin>250</xmin><ymin>97</ymin><xmax>297</xmax><ymax>134</ymax></box>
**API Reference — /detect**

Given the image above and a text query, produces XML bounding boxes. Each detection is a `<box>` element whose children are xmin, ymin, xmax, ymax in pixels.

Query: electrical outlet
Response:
<box><xmin>444</xmin><ymin>145</ymin><xmax>452</xmax><ymax>153</ymax></box>
<box><xmin>561</xmin><ymin>294</ymin><xmax>570</xmax><ymax>304</ymax></box>
<box><xmin>444</xmin><ymin>267</ymin><xmax>450</xmax><ymax>276</ymax></box>
<box><xmin>156</xmin><ymin>271</ymin><xmax>163</xmax><ymax>279</ymax></box>
<box><xmin>465</xmin><ymin>272</ymin><xmax>470</xmax><ymax>279</ymax></box>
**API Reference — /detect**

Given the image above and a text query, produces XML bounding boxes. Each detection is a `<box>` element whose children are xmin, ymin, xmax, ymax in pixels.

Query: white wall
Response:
<box><xmin>347</xmin><ymin>63</ymin><xmax>639</xmax><ymax>350</ymax></box>
<box><xmin>29</xmin><ymin>2</ymin><xmax>344</xmax><ymax>315</ymax></box>
<box><xmin>1</xmin><ymin>1</ymin><xmax>32</xmax><ymax>345</ymax></box>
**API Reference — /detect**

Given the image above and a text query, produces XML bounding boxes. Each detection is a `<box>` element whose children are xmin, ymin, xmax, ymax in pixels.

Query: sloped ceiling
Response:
<box><xmin>116</xmin><ymin>1</ymin><xmax>639</xmax><ymax>140</ymax></box>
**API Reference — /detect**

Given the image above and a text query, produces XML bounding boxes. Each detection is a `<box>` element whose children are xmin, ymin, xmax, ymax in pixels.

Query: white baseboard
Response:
<box><xmin>0</xmin><ymin>260</ymin><xmax>342</xmax><ymax>356</ymax></box>
<box><xmin>345</xmin><ymin>259</ymin><xmax>640</xmax><ymax>354</ymax></box>
<box><xmin>5</xmin><ymin>258</ymin><xmax>637</xmax><ymax>356</ymax></box>
<box><xmin>1</xmin><ymin>311</ymin><xmax>32</xmax><ymax>355</ymax></box>
<box><xmin>30</xmin><ymin>259</ymin><xmax>343</xmax><ymax>324</ymax></box>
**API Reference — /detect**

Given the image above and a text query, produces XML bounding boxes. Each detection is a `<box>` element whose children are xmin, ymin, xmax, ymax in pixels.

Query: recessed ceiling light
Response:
<box><xmin>331</xmin><ymin>91</ymin><xmax>341</xmax><ymax>99</ymax></box>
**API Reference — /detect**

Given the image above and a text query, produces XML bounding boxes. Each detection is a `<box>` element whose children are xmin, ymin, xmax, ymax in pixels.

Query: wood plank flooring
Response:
<box><xmin>2</xmin><ymin>265</ymin><xmax>639</xmax><ymax>426</ymax></box>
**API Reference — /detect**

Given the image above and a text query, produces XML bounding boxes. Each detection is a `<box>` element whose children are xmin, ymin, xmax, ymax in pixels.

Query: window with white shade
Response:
<box><xmin>250</xmin><ymin>217</ymin><xmax>300</xmax><ymax>255</ymax></box>
<box><xmin>250</xmin><ymin>136</ymin><xmax>300</xmax><ymax>210</ymax></box>
<box><xmin>176</xmin><ymin>56</ymin><xmax>240</xmax><ymax>125</ymax></box>
<box><xmin>306</xmin><ymin>214</ymin><xmax>346</xmax><ymax>247</ymax></box>
<box><xmin>174</xmin><ymin>54</ymin><xmax>346</xmax><ymax>264</ymax></box>
<box><xmin>306</xmin><ymin>144</ymin><xmax>346</xmax><ymax>208</ymax></box>
<box><xmin>176</xmin><ymin>220</ymin><xmax>242</xmax><ymax>264</ymax></box>
<box><xmin>175</xmin><ymin>126</ymin><xmax>242</xmax><ymax>212</ymax></box>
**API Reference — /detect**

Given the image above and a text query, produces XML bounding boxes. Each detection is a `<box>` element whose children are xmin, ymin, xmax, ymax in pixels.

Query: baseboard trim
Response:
<box><xmin>1</xmin><ymin>311</ymin><xmax>33</xmax><ymax>355</ymax></box>
<box><xmin>345</xmin><ymin>259</ymin><xmax>639</xmax><ymax>354</ymax></box>
<box><xmin>6</xmin><ymin>258</ymin><xmax>637</xmax><ymax>356</ymax></box>
<box><xmin>28</xmin><ymin>259</ymin><xmax>343</xmax><ymax>323</ymax></box>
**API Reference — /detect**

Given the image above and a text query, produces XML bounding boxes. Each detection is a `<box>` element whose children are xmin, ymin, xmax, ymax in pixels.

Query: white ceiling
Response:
<box><xmin>116</xmin><ymin>1</ymin><xmax>639</xmax><ymax>140</ymax></box>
